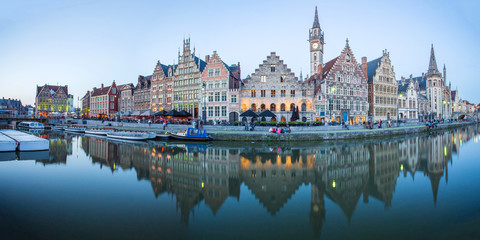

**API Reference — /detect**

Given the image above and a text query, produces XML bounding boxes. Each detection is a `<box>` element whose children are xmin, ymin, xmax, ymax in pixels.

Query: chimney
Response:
<box><xmin>101</xmin><ymin>84</ymin><xmax>104</xmax><ymax>89</ymax></box>
<box><xmin>318</xmin><ymin>64</ymin><xmax>323</xmax><ymax>76</ymax></box>
<box><xmin>361</xmin><ymin>57</ymin><xmax>368</xmax><ymax>79</ymax></box>
<box><xmin>205</xmin><ymin>55</ymin><xmax>210</xmax><ymax>62</ymax></box>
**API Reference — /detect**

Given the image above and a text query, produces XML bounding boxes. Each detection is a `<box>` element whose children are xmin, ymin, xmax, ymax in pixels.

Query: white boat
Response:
<box><xmin>64</xmin><ymin>127</ymin><xmax>86</xmax><ymax>133</ymax></box>
<box><xmin>51</xmin><ymin>126</ymin><xmax>66</xmax><ymax>131</ymax></box>
<box><xmin>107</xmin><ymin>131</ymin><xmax>156</xmax><ymax>141</ymax></box>
<box><xmin>85</xmin><ymin>129</ymin><xmax>114</xmax><ymax>136</ymax></box>
<box><xmin>0</xmin><ymin>133</ymin><xmax>17</xmax><ymax>152</ymax></box>
<box><xmin>18</xmin><ymin>121</ymin><xmax>44</xmax><ymax>129</ymax></box>
<box><xmin>0</xmin><ymin>130</ymin><xmax>49</xmax><ymax>151</ymax></box>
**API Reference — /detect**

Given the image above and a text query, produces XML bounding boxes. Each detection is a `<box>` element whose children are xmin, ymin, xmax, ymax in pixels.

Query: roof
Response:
<box><xmin>418</xmin><ymin>94</ymin><xmax>428</xmax><ymax>100</ymax></box>
<box><xmin>321</xmin><ymin>57</ymin><xmax>338</xmax><ymax>79</ymax></box>
<box><xmin>91</xmin><ymin>85</ymin><xmax>111</xmax><ymax>97</ymax></box>
<box><xmin>194</xmin><ymin>56</ymin><xmax>207</xmax><ymax>72</ymax></box>
<box><xmin>398</xmin><ymin>84</ymin><xmax>408</xmax><ymax>94</ymax></box>
<box><xmin>259</xmin><ymin>110</ymin><xmax>276</xmax><ymax>117</ymax></box>
<box><xmin>240</xmin><ymin>110</ymin><xmax>258</xmax><ymax>117</ymax></box>
<box><xmin>36</xmin><ymin>85</ymin><xmax>68</xmax><ymax>97</ymax></box>
<box><xmin>366</xmin><ymin>57</ymin><xmax>382</xmax><ymax>83</ymax></box>
<box><xmin>398</xmin><ymin>76</ymin><xmax>426</xmax><ymax>91</ymax></box>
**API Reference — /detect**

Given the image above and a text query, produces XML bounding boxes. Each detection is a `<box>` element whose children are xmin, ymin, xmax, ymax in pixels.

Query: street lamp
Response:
<box><xmin>202</xmin><ymin>82</ymin><xmax>206</xmax><ymax>123</ymax></box>
<box><xmin>397</xmin><ymin>94</ymin><xmax>402</xmax><ymax>127</ymax></box>
<box><xmin>442</xmin><ymin>100</ymin><xmax>446</xmax><ymax>121</ymax></box>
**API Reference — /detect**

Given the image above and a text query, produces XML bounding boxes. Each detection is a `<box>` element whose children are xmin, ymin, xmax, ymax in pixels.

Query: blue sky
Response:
<box><xmin>1</xmin><ymin>0</ymin><xmax>479</xmax><ymax>106</ymax></box>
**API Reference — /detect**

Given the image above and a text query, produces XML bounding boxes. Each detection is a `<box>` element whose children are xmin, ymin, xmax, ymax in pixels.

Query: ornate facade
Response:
<box><xmin>172</xmin><ymin>38</ymin><xmax>206</xmax><ymax>118</ymax></box>
<box><xmin>151</xmin><ymin>61</ymin><xmax>174</xmax><ymax>112</ymax></box>
<box><xmin>364</xmin><ymin>50</ymin><xmax>398</xmax><ymax>121</ymax></box>
<box><xmin>35</xmin><ymin>84</ymin><xmax>69</xmax><ymax>117</ymax></box>
<box><xmin>240</xmin><ymin>52</ymin><xmax>315</xmax><ymax>122</ymax></box>
<box><xmin>311</xmin><ymin>40</ymin><xmax>369</xmax><ymax>124</ymax></box>
<box><xmin>119</xmin><ymin>83</ymin><xmax>134</xmax><ymax>112</ymax></box>
<box><xmin>201</xmin><ymin>51</ymin><xmax>241</xmax><ymax>123</ymax></box>
<box><xmin>89</xmin><ymin>81</ymin><xmax>119</xmax><ymax>117</ymax></box>
<box><xmin>309</xmin><ymin>6</ymin><xmax>324</xmax><ymax>77</ymax></box>
<box><xmin>133</xmin><ymin>75</ymin><xmax>151</xmax><ymax>111</ymax></box>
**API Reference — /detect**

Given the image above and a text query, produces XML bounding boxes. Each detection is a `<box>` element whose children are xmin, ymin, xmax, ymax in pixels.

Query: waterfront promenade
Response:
<box><xmin>80</xmin><ymin>120</ymin><xmax>477</xmax><ymax>141</ymax></box>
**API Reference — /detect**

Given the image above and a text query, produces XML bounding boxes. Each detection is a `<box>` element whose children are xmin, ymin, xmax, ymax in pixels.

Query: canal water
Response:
<box><xmin>1</xmin><ymin>126</ymin><xmax>480</xmax><ymax>240</ymax></box>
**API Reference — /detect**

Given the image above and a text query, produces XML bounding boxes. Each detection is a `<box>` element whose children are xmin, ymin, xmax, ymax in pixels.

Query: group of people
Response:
<box><xmin>364</xmin><ymin>120</ymin><xmax>393</xmax><ymax>129</ymax></box>
<box><xmin>269</xmin><ymin>126</ymin><xmax>291</xmax><ymax>134</ymax></box>
<box><xmin>244</xmin><ymin>121</ymin><xmax>256</xmax><ymax>131</ymax></box>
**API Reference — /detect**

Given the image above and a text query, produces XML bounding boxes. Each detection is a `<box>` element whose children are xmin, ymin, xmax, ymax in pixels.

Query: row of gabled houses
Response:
<box><xmin>78</xmin><ymin>6</ymin><xmax>477</xmax><ymax>123</ymax></box>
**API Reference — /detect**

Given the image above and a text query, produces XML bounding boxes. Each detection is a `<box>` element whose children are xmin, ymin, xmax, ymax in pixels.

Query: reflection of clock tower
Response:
<box><xmin>309</xmin><ymin>6</ymin><xmax>324</xmax><ymax>76</ymax></box>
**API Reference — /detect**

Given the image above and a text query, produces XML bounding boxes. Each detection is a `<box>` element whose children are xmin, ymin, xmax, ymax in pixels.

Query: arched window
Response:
<box><xmin>290</xmin><ymin>103</ymin><xmax>296</xmax><ymax>111</ymax></box>
<box><xmin>301</xmin><ymin>103</ymin><xmax>307</xmax><ymax>111</ymax></box>
<box><xmin>251</xmin><ymin>104</ymin><xmax>256</xmax><ymax>111</ymax></box>
<box><xmin>281</xmin><ymin>116</ymin><xmax>286</xmax><ymax>122</ymax></box>
<box><xmin>260</xmin><ymin>104</ymin><xmax>266</xmax><ymax>111</ymax></box>
<box><xmin>270</xmin><ymin>103</ymin><xmax>276</xmax><ymax>112</ymax></box>
<box><xmin>280</xmin><ymin>103</ymin><xmax>286</xmax><ymax>111</ymax></box>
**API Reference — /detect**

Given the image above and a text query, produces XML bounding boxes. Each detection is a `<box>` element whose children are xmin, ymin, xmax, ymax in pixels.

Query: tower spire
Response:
<box><xmin>313</xmin><ymin>6</ymin><xmax>320</xmax><ymax>29</ymax></box>
<box><xmin>427</xmin><ymin>44</ymin><xmax>440</xmax><ymax>77</ymax></box>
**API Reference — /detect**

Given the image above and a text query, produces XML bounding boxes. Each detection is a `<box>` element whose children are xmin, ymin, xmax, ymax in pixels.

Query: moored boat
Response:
<box><xmin>85</xmin><ymin>129</ymin><xmax>114</xmax><ymax>136</ymax></box>
<box><xmin>168</xmin><ymin>128</ymin><xmax>212</xmax><ymax>141</ymax></box>
<box><xmin>18</xmin><ymin>121</ymin><xmax>44</xmax><ymax>129</ymax></box>
<box><xmin>107</xmin><ymin>131</ymin><xmax>156</xmax><ymax>141</ymax></box>
<box><xmin>64</xmin><ymin>127</ymin><xmax>86</xmax><ymax>133</ymax></box>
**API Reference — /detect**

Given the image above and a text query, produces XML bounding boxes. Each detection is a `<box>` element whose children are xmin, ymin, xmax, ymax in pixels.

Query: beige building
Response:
<box><xmin>172</xmin><ymin>38</ymin><xmax>206</xmax><ymax>118</ymax></box>
<box><xmin>119</xmin><ymin>83</ymin><xmax>134</xmax><ymax>113</ymax></box>
<box><xmin>240</xmin><ymin>52</ymin><xmax>315</xmax><ymax>122</ymax></box>
<box><xmin>364</xmin><ymin>50</ymin><xmax>398</xmax><ymax>121</ymax></box>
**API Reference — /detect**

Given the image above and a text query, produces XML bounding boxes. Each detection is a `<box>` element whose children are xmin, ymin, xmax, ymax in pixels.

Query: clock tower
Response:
<box><xmin>309</xmin><ymin>6</ymin><xmax>324</xmax><ymax>76</ymax></box>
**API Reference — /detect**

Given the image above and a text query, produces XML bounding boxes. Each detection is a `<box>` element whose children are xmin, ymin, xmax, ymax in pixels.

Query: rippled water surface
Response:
<box><xmin>1</xmin><ymin>126</ymin><xmax>480</xmax><ymax>240</ymax></box>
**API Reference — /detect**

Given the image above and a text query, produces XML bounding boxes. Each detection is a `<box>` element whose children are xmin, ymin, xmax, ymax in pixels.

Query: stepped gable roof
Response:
<box><xmin>366</xmin><ymin>57</ymin><xmax>382</xmax><ymax>83</ymax></box>
<box><xmin>91</xmin><ymin>85</ymin><xmax>111</xmax><ymax>97</ymax></box>
<box><xmin>321</xmin><ymin>57</ymin><xmax>338</xmax><ymax>80</ymax></box>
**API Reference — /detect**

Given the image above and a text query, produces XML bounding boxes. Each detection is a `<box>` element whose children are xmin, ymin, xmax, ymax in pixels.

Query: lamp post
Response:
<box><xmin>330</xmin><ymin>86</ymin><xmax>336</xmax><ymax>124</ymax></box>
<box><xmin>442</xmin><ymin>100</ymin><xmax>446</xmax><ymax>122</ymax></box>
<box><xmin>202</xmin><ymin>82</ymin><xmax>206</xmax><ymax>123</ymax></box>
<box><xmin>397</xmin><ymin>94</ymin><xmax>402</xmax><ymax>127</ymax></box>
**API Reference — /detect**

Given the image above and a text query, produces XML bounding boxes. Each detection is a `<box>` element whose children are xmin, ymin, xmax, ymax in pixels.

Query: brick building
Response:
<box><xmin>151</xmin><ymin>61</ymin><xmax>175</xmax><ymax>112</ymax></box>
<box><xmin>133</xmin><ymin>75</ymin><xmax>152</xmax><ymax>111</ymax></box>
<box><xmin>89</xmin><ymin>81</ymin><xmax>119</xmax><ymax>118</ymax></box>
<box><xmin>80</xmin><ymin>91</ymin><xmax>90</xmax><ymax>117</ymax></box>
<box><xmin>201</xmin><ymin>51</ymin><xmax>241</xmax><ymax>123</ymax></box>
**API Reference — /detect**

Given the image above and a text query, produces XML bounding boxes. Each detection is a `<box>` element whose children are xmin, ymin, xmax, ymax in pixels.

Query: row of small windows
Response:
<box><xmin>251</xmin><ymin>90</ymin><xmax>307</xmax><ymax>97</ymax></box>
<box><xmin>250</xmin><ymin>103</ymin><xmax>306</xmax><ymax>112</ymax></box>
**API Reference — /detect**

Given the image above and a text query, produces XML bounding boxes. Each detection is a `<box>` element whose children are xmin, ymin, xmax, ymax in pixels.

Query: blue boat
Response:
<box><xmin>168</xmin><ymin>128</ymin><xmax>213</xmax><ymax>141</ymax></box>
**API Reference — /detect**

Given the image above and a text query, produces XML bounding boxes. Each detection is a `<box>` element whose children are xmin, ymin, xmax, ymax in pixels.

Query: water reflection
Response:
<box><xmin>12</xmin><ymin>125</ymin><xmax>479</xmax><ymax>237</ymax></box>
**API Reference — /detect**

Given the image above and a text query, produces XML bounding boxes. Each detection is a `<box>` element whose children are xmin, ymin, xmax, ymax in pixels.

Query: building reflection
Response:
<box><xmin>37</xmin><ymin>132</ymin><xmax>72</xmax><ymax>165</ymax></box>
<box><xmin>72</xmin><ymin>125</ymin><xmax>479</xmax><ymax>235</ymax></box>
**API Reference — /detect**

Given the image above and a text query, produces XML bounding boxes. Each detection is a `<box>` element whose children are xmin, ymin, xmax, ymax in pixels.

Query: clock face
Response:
<box><xmin>312</xmin><ymin>43</ymin><xmax>318</xmax><ymax>49</ymax></box>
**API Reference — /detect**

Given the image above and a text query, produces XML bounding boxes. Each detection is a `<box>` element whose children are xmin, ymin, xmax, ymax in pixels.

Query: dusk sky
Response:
<box><xmin>1</xmin><ymin>0</ymin><xmax>479</xmax><ymax>106</ymax></box>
